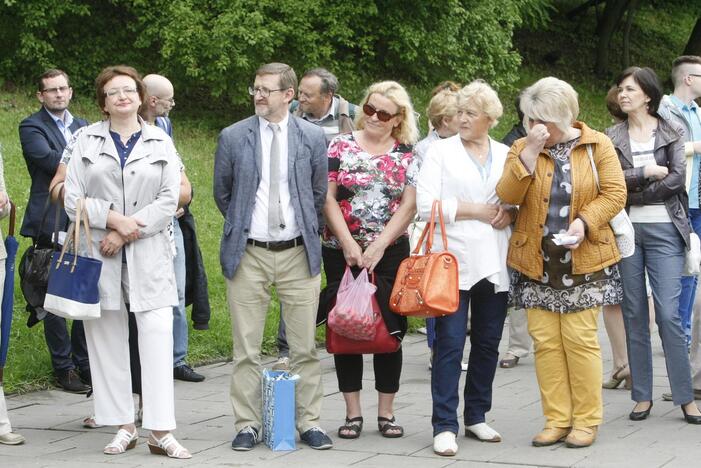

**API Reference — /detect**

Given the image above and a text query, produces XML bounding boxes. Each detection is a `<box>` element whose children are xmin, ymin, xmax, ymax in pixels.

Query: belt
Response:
<box><xmin>247</xmin><ymin>236</ymin><xmax>304</xmax><ymax>252</ymax></box>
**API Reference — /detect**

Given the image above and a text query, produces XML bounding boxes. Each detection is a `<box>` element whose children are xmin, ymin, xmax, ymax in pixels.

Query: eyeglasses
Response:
<box><xmin>105</xmin><ymin>87</ymin><xmax>138</xmax><ymax>98</ymax></box>
<box><xmin>248</xmin><ymin>86</ymin><xmax>286</xmax><ymax>98</ymax></box>
<box><xmin>362</xmin><ymin>103</ymin><xmax>399</xmax><ymax>122</ymax></box>
<box><xmin>157</xmin><ymin>96</ymin><xmax>175</xmax><ymax>105</ymax></box>
<box><xmin>689</xmin><ymin>74</ymin><xmax>701</xmax><ymax>78</ymax></box>
<box><xmin>42</xmin><ymin>86</ymin><xmax>70</xmax><ymax>94</ymax></box>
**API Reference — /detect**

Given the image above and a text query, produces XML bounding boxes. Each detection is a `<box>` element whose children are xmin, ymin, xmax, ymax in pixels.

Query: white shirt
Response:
<box><xmin>416</xmin><ymin>134</ymin><xmax>511</xmax><ymax>292</ymax></box>
<box><xmin>249</xmin><ymin>114</ymin><xmax>301</xmax><ymax>241</ymax></box>
<box><xmin>628</xmin><ymin>135</ymin><xmax>671</xmax><ymax>223</ymax></box>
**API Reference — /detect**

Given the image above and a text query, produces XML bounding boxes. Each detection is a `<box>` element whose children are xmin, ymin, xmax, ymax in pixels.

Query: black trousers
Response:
<box><xmin>324</xmin><ymin>239</ymin><xmax>409</xmax><ymax>394</ymax></box>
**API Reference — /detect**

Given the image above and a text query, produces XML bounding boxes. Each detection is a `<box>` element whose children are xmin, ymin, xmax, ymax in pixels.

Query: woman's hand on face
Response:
<box><xmin>491</xmin><ymin>205</ymin><xmax>513</xmax><ymax>230</ymax></box>
<box><xmin>341</xmin><ymin>239</ymin><xmax>364</xmax><ymax>267</ymax></box>
<box><xmin>114</xmin><ymin>216</ymin><xmax>145</xmax><ymax>242</ymax></box>
<box><xmin>361</xmin><ymin>239</ymin><xmax>387</xmax><ymax>273</ymax></box>
<box><xmin>563</xmin><ymin>218</ymin><xmax>586</xmax><ymax>250</ymax></box>
<box><xmin>100</xmin><ymin>230</ymin><xmax>126</xmax><ymax>257</ymax></box>
<box><xmin>643</xmin><ymin>164</ymin><xmax>668</xmax><ymax>181</ymax></box>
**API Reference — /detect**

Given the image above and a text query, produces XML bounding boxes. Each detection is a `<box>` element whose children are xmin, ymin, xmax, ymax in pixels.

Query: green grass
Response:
<box><xmin>0</xmin><ymin>1</ymin><xmax>690</xmax><ymax>393</ymax></box>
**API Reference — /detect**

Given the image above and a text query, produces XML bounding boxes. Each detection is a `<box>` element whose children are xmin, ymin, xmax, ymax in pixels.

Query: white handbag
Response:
<box><xmin>684</xmin><ymin>233</ymin><xmax>701</xmax><ymax>275</ymax></box>
<box><xmin>586</xmin><ymin>145</ymin><xmax>635</xmax><ymax>258</ymax></box>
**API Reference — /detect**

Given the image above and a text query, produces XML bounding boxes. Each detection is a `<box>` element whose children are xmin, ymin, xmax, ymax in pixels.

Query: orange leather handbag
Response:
<box><xmin>390</xmin><ymin>200</ymin><xmax>459</xmax><ymax>317</ymax></box>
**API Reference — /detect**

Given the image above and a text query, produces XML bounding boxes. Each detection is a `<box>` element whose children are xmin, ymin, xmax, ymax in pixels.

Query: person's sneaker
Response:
<box><xmin>56</xmin><ymin>369</ymin><xmax>91</xmax><ymax>393</ymax></box>
<box><xmin>272</xmin><ymin>356</ymin><xmax>290</xmax><ymax>371</ymax></box>
<box><xmin>300</xmin><ymin>427</ymin><xmax>333</xmax><ymax>450</ymax></box>
<box><xmin>174</xmin><ymin>364</ymin><xmax>205</xmax><ymax>382</ymax></box>
<box><xmin>231</xmin><ymin>426</ymin><xmax>259</xmax><ymax>451</ymax></box>
<box><xmin>662</xmin><ymin>389</ymin><xmax>701</xmax><ymax>401</ymax></box>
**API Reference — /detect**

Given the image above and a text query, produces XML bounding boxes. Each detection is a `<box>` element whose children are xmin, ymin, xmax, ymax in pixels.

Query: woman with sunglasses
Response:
<box><xmin>417</xmin><ymin>80</ymin><xmax>512</xmax><ymax>455</ymax></box>
<box><xmin>319</xmin><ymin>81</ymin><xmax>419</xmax><ymax>440</ymax></box>
<box><xmin>62</xmin><ymin>66</ymin><xmax>190</xmax><ymax>458</ymax></box>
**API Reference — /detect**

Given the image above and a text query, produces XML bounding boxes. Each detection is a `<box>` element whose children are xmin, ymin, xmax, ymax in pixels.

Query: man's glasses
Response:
<box><xmin>689</xmin><ymin>74</ymin><xmax>701</xmax><ymax>78</ymax></box>
<box><xmin>248</xmin><ymin>86</ymin><xmax>286</xmax><ymax>98</ymax></box>
<box><xmin>105</xmin><ymin>87</ymin><xmax>138</xmax><ymax>98</ymax></box>
<box><xmin>157</xmin><ymin>96</ymin><xmax>175</xmax><ymax>105</ymax></box>
<box><xmin>362</xmin><ymin>103</ymin><xmax>399</xmax><ymax>122</ymax></box>
<box><xmin>42</xmin><ymin>86</ymin><xmax>70</xmax><ymax>95</ymax></box>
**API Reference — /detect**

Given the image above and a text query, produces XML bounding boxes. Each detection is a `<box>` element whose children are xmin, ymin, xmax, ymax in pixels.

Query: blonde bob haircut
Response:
<box><xmin>457</xmin><ymin>80</ymin><xmax>503</xmax><ymax>129</ymax></box>
<box><xmin>520</xmin><ymin>77</ymin><xmax>579</xmax><ymax>133</ymax></box>
<box><xmin>355</xmin><ymin>80</ymin><xmax>420</xmax><ymax>145</ymax></box>
<box><xmin>427</xmin><ymin>90</ymin><xmax>459</xmax><ymax>130</ymax></box>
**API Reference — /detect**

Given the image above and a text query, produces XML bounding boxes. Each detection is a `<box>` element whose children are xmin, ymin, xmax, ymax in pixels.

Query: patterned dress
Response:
<box><xmin>511</xmin><ymin>138</ymin><xmax>623</xmax><ymax>313</ymax></box>
<box><xmin>322</xmin><ymin>132</ymin><xmax>417</xmax><ymax>249</ymax></box>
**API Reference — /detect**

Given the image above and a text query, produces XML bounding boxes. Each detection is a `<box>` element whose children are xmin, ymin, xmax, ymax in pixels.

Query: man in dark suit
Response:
<box><xmin>19</xmin><ymin>69</ymin><xmax>90</xmax><ymax>393</ymax></box>
<box><xmin>213</xmin><ymin>62</ymin><xmax>331</xmax><ymax>451</ymax></box>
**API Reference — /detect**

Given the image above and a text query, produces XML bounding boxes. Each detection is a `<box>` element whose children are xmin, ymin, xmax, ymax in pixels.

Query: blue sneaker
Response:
<box><xmin>300</xmin><ymin>427</ymin><xmax>333</xmax><ymax>450</ymax></box>
<box><xmin>231</xmin><ymin>426</ymin><xmax>259</xmax><ymax>451</ymax></box>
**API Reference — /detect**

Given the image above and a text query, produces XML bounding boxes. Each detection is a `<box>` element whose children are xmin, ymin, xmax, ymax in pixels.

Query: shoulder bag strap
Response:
<box><xmin>586</xmin><ymin>144</ymin><xmax>601</xmax><ymax>192</ymax></box>
<box><xmin>412</xmin><ymin>200</ymin><xmax>437</xmax><ymax>255</ymax></box>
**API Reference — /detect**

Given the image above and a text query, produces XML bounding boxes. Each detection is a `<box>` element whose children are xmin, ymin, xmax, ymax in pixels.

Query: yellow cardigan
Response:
<box><xmin>496</xmin><ymin>121</ymin><xmax>627</xmax><ymax>280</ymax></box>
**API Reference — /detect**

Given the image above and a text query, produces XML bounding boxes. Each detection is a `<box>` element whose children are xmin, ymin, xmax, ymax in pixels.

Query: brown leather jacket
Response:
<box><xmin>496</xmin><ymin>121</ymin><xmax>627</xmax><ymax>280</ymax></box>
<box><xmin>605</xmin><ymin>117</ymin><xmax>690</xmax><ymax>248</ymax></box>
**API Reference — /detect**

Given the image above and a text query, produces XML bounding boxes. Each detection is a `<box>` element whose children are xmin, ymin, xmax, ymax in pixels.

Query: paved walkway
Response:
<box><xmin>1</xmin><ymin>318</ymin><xmax>700</xmax><ymax>467</ymax></box>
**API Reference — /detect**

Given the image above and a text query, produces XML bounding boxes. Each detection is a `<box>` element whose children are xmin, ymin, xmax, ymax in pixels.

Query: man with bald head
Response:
<box><xmin>141</xmin><ymin>74</ymin><xmax>208</xmax><ymax>383</ymax></box>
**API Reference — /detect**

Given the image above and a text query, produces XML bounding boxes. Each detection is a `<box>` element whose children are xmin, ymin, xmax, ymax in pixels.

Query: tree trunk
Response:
<box><xmin>622</xmin><ymin>0</ymin><xmax>640</xmax><ymax>68</ymax></box>
<box><xmin>567</xmin><ymin>0</ymin><xmax>606</xmax><ymax>19</ymax></box>
<box><xmin>684</xmin><ymin>17</ymin><xmax>701</xmax><ymax>56</ymax></box>
<box><xmin>595</xmin><ymin>0</ymin><xmax>630</xmax><ymax>77</ymax></box>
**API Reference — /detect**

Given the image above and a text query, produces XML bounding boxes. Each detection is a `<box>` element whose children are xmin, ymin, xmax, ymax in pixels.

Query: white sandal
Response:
<box><xmin>148</xmin><ymin>433</ymin><xmax>192</xmax><ymax>459</ymax></box>
<box><xmin>103</xmin><ymin>428</ymin><xmax>138</xmax><ymax>455</ymax></box>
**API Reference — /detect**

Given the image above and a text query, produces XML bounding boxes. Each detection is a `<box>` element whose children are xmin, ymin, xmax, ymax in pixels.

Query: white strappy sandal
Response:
<box><xmin>148</xmin><ymin>433</ymin><xmax>192</xmax><ymax>459</ymax></box>
<box><xmin>103</xmin><ymin>428</ymin><xmax>138</xmax><ymax>455</ymax></box>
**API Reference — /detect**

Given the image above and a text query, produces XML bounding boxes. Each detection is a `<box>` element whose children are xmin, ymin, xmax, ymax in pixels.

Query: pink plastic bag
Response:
<box><xmin>328</xmin><ymin>267</ymin><xmax>378</xmax><ymax>341</ymax></box>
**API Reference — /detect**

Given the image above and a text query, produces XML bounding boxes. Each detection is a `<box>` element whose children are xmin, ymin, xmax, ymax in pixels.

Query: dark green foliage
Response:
<box><xmin>0</xmin><ymin>0</ymin><xmax>551</xmax><ymax>104</ymax></box>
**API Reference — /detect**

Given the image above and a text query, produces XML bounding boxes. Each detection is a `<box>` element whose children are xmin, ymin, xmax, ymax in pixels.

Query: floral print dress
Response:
<box><xmin>322</xmin><ymin>132</ymin><xmax>417</xmax><ymax>250</ymax></box>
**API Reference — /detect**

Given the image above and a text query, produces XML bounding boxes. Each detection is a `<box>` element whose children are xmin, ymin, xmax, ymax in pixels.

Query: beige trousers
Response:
<box><xmin>227</xmin><ymin>244</ymin><xmax>323</xmax><ymax>433</ymax></box>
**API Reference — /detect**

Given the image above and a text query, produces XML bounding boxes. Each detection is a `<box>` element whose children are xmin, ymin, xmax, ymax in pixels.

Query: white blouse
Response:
<box><xmin>416</xmin><ymin>134</ymin><xmax>511</xmax><ymax>292</ymax></box>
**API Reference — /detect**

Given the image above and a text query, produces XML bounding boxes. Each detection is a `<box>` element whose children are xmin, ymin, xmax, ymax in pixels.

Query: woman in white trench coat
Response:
<box><xmin>63</xmin><ymin>65</ymin><xmax>190</xmax><ymax>459</ymax></box>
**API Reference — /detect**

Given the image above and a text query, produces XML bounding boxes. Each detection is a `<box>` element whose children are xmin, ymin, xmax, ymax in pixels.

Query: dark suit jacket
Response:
<box><xmin>19</xmin><ymin>107</ymin><xmax>88</xmax><ymax>241</ymax></box>
<box><xmin>213</xmin><ymin>114</ymin><xmax>328</xmax><ymax>279</ymax></box>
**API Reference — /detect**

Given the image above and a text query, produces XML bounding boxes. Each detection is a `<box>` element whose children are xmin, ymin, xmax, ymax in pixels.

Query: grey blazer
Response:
<box><xmin>213</xmin><ymin>114</ymin><xmax>328</xmax><ymax>279</ymax></box>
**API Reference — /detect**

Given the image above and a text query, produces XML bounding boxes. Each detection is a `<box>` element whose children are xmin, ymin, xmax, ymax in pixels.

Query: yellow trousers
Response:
<box><xmin>527</xmin><ymin>307</ymin><xmax>603</xmax><ymax>428</ymax></box>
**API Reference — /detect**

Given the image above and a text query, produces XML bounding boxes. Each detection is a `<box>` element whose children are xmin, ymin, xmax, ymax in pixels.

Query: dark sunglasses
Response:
<box><xmin>363</xmin><ymin>103</ymin><xmax>399</xmax><ymax>122</ymax></box>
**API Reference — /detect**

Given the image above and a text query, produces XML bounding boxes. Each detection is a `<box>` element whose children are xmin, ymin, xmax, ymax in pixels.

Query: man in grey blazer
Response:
<box><xmin>213</xmin><ymin>62</ymin><xmax>331</xmax><ymax>451</ymax></box>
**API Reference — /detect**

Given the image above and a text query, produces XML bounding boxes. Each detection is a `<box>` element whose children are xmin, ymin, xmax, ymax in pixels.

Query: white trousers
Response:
<box><xmin>0</xmin><ymin>387</ymin><xmax>11</xmax><ymax>436</ymax></box>
<box><xmin>84</xmin><ymin>268</ymin><xmax>175</xmax><ymax>430</ymax></box>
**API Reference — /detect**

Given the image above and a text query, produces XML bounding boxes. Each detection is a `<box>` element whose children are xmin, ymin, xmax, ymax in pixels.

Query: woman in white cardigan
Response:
<box><xmin>417</xmin><ymin>80</ymin><xmax>513</xmax><ymax>456</ymax></box>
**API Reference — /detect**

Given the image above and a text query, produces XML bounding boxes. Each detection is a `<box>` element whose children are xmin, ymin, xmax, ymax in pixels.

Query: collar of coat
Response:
<box><xmin>81</xmin><ymin>116</ymin><xmax>170</xmax><ymax>165</ymax></box>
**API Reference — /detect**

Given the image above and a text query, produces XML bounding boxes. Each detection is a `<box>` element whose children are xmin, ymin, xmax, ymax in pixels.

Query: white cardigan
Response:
<box><xmin>416</xmin><ymin>134</ymin><xmax>511</xmax><ymax>292</ymax></box>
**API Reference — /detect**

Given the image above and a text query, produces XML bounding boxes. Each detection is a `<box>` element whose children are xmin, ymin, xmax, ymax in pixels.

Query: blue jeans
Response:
<box><xmin>431</xmin><ymin>279</ymin><xmax>508</xmax><ymax>435</ymax></box>
<box><xmin>620</xmin><ymin>222</ymin><xmax>694</xmax><ymax>405</ymax></box>
<box><xmin>679</xmin><ymin>208</ymin><xmax>701</xmax><ymax>344</ymax></box>
<box><xmin>173</xmin><ymin>219</ymin><xmax>188</xmax><ymax>367</ymax></box>
<box><xmin>426</xmin><ymin>318</ymin><xmax>436</xmax><ymax>349</ymax></box>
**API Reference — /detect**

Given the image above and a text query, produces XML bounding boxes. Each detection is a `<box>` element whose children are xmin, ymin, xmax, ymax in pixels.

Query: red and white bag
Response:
<box><xmin>327</xmin><ymin>267</ymin><xmax>378</xmax><ymax>341</ymax></box>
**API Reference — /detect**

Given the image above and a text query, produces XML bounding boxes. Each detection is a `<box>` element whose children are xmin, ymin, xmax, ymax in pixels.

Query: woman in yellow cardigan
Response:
<box><xmin>496</xmin><ymin>77</ymin><xmax>626</xmax><ymax>449</ymax></box>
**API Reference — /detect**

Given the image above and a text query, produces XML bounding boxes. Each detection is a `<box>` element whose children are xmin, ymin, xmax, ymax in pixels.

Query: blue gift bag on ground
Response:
<box><xmin>262</xmin><ymin>368</ymin><xmax>298</xmax><ymax>451</ymax></box>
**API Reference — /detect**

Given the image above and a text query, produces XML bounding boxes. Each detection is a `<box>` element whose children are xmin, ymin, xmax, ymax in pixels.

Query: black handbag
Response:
<box><xmin>18</xmin><ymin>195</ymin><xmax>62</xmax><ymax>312</ymax></box>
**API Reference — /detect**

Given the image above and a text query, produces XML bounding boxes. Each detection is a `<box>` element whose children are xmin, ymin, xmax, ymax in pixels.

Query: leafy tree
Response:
<box><xmin>0</xmin><ymin>0</ymin><xmax>552</xmax><ymax>104</ymax></box>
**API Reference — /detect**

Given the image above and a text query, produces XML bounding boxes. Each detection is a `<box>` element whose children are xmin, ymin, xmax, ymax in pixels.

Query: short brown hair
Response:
<box><xmin>95</xmin><ymin>65</ymin><xmax>146</xmax><ymax>115</ymax></box>
<box><xmin>38</xmin><ymin>69</ymin><xmax>70</xmax><ymax>91</ymax></box>
<box><xmin>605</xmin><ymin>85</ymin><xmax>627</xmax><ymax>122</ymax></box>
<box><xmin>255</xmin><ymin>62</ymin><xmax>297</xmax><ymax>93</ymax></box>
<box><xmin>671</xmin><ymin>55</ymin><xmax>701</xmax><ymax>88</ymax></box>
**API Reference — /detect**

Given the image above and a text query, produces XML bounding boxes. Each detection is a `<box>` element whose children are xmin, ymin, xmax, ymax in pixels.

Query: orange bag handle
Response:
<box><xmin>412</xmin><ymin>200</ymin><xmax>449</xmax><ymax>255</ymax></box>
